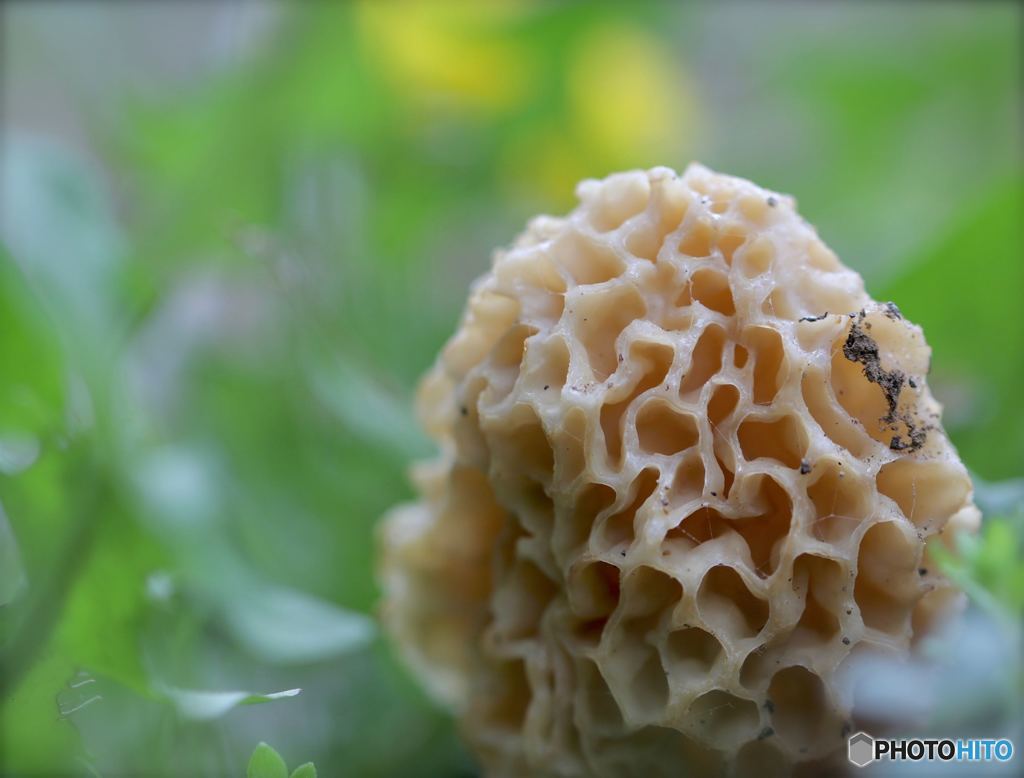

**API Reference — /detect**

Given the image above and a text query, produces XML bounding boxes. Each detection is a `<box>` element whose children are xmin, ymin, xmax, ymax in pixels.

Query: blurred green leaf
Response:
<box><xmin>0</xmin><ymin>137</ymin><xmax>125</xmax><ymax>343</ymax></box>
<box><xmin>0</xmin><ymin>653</ymin><xmax>79</xmax><ymax>773</ymax></box>
<box><xmin>222</xmin><ymin>583</ymin><xmax>375</xmax><ymax>665</ymax></box>
<box><xmin>960</xmin><ymin>520</ymin><xmax>1024</xmax><ymax>613</ymax></box>
<box><xmin>247</xmin><ymin>742</ymin><xmax>288</xmax><ymax>778</ymax></box>
<box><xmin>0</xmin><ymin>248</ymin><xmax>65</xmax><ymax>438</ymax></box>
<box><xmin>0</xmin><ymin>503</ymin><xmax>26</xmax><ymax>606</ymax></box>
<box><xmin>1</xmin><ymin>464</ymin><xmax>154</xmax><ymax>775</ymax></box>
<box><xmin>934</xmin><ymin>513</ymin><xmax>1024</xmax><ymax>618</ymax></box>
<box><xmin>0</xmin><ymin>436</ymin><xmax>41</xmax><ymax>476</ymax></box>
<box><xmin>290</xmin><ymin>763</ymin><xmax>317</xmax><ymax>778</ymax></box>
<box><xmin>161</xmin><ymin>685</ymin><xmax>301</xmax><ymax>722</ymax></box>
<box><xmin>50</xmin><ymin>502</ymin><xmax>167</xmax><ymax>694</ymax></box>
<box><xmin>307</xmin><ymin>356</ymin><xmax>428</xmax><ymax>459</ymax></box>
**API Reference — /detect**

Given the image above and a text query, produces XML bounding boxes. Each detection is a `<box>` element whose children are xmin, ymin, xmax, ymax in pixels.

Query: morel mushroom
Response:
<box><xmin>380</xmin><ymin>164</ymin><xmax>979</xmax><ymax>777</ymax></box>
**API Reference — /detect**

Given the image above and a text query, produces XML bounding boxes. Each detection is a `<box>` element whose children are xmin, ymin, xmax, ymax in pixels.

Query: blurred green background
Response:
<box><xmin>0</xmin><ymin>2</ymin><xmax>1020</xmax><ymax>776</ymax></box>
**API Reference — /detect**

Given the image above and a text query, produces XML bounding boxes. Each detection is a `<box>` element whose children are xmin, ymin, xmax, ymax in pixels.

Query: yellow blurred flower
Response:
<box><xmin>355</xmin><ymin>2</ymin><xmax>696</xmax><ymax>207</ymax></box>
<box><xmin>356</xmin><ymin>0</ymin><xmax>535</xmax><ymax>115</ymax></box>
<box><xmin>568</xmin><ymin>24</ymin><xmax>695</xmax><ymax>168</ymax></box>
<box><xmin>501</xmin><ymin>23</ymin><xmax>697</xmax><ymax>207</ymax></box>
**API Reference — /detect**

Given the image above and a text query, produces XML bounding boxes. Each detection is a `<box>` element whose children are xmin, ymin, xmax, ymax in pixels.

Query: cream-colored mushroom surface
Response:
<box><xmin>379</xmin><ymin>164</ymin><xmax>979</xmax><ymax>777</ymax></box>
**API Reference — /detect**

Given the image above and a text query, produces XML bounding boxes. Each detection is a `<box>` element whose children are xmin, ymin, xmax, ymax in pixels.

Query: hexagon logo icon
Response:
<box><xmin>848</xmin><ymin>732</ymin><xmax>875</xmax><ymax>768</ymax></box>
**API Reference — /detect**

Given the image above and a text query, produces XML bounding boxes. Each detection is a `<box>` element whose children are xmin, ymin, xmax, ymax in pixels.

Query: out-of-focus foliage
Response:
<box><xmin>937</xmin><ymin>485</ymin><xmax>1024</xmax><ymax>620</ymax></box>
<box><xmin>0</xmin><ymin>1</ymin><xmax>1019</xmax><ymax>776</ymax></box>
<box><xmin>248</xmin><ymin>741</ymin><xmax>316</xmax><ymax>778</ymax></box>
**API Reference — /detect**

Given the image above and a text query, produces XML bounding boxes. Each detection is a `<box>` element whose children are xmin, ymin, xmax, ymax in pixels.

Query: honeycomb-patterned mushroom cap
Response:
<box><xmin>379</xmin><ymin>164</ymin><xmax>980</xmax><ymax>777</ymax></box>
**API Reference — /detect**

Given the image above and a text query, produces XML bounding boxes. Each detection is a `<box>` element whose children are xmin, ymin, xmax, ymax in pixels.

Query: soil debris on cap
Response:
<box><xmin>842</xmin><ymin>309</ymin><xmax>928</xmax><ymax>453</ymax></box>
<box><xmin>799</xmin><ymin>312</ymin><xmax>829</xmax><ymax>323</ymax></box>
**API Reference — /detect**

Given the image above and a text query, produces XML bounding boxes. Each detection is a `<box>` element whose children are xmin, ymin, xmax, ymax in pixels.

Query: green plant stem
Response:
<box><xmin>0</xmin><ymin>463</ymin><xmax>109</xmax><ymax>701</ymax></box>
